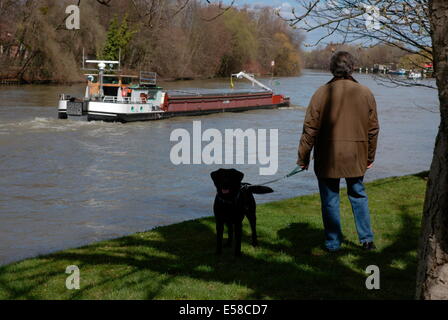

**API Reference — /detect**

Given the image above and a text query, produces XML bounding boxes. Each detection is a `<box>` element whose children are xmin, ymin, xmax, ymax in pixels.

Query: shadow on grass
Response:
<box><xmin>0</xmin><ymin>202</ymin><xmax>420</xmax><ymax>300</ymax></box>
<box><xmin>412</xmin><ymin>171</ymin><xmax>429</xmax><ymax>180</ymax></box>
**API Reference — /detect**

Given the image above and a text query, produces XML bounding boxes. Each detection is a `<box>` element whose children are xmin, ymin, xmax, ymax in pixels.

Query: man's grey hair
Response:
<box><xmin>330</xmin><ymin>51</ymin><xmax>355</xmax><ymax>77</ymax></box>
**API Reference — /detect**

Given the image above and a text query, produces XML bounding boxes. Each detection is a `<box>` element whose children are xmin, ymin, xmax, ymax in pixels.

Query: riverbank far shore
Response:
<box><xmin>0</xmin><ymin>173</ymin><xmax>427</xmax><ymax>300</ymax></box>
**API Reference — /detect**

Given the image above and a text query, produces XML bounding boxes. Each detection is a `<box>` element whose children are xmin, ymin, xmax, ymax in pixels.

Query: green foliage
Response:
<box><xmin>0</xmin><ymin>173</ymin><xmax>426</xmax><ymax>299</ymax></box>
<box><xmin>218</xmin><ymin>9</ymin><xmax>259</xmax><ymax>75</ymax></box>
<box><xmin>101</xmin><ymin>15</ymin><xmax>136</xmax><ymax>61</ymax></box>
<box><xmin>272</xmin><ymin>33</ymin><xmax>301</xmax><ymax>76</ymax></box>
<box><xmin>215</xmin><ymin>8</ymin><xmax>303</xmax><ymax>77</ymax></box>
<box><xmin>39</xmin><ymin>6</ymin><xmax>49</xmax><ymax>15</ymax></box>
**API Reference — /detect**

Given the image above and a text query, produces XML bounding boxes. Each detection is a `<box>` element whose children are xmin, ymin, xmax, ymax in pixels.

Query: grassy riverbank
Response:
<box><xmin>0</xmin><ymin>173</ymin><xmax>427</xmax><ymax>300</ymax></box>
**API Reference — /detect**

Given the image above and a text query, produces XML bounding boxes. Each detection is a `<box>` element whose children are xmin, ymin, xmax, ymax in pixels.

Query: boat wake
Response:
<box><xmin>279</xmin><ymin>105</ymin><xmax>307</xmax><ymax>111</ymax></box>
<box><xmin>0</xmin><ymin>117</ymin><xmax>115</xmax><ymax>134</ymax></box>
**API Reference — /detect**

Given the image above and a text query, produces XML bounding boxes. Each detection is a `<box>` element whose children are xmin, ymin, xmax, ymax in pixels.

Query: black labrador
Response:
<box><xmin>211</xmin><ymin>168</ymin><xmax>273</xmax><ymax>256</ymax></box>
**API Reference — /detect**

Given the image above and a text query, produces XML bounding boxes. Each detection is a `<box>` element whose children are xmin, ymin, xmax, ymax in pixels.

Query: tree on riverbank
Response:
<box><xmin>0</xmin><ymin>0</ymin><xmax>303</xmax><ymax>83</ymax></box>
<box><xmin>399</xmin><ymin>49</ymin><xmax>433</xmax><ymax>71</ymax></box>
<box><xmin>280</xmin><ymin>0</ymin><xmax>447</xmax><ymax>299</ymax></box>
<box><xmin>100</xmin><ymin>15</ymin><xmax>136</xmax><ymax>61</ymax></box>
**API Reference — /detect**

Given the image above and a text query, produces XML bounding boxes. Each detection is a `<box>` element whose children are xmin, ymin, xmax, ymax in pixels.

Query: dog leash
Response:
<box><xmin>257</xmin><ymin>166</ymin><xmax>305</xmax><ymax>186</ymax></box>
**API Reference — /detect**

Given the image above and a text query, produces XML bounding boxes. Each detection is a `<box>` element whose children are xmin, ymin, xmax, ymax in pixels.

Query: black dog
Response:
<box><xmin>211</xmin><ymin>168</ymin><xmax>273</xmax><ymax>256</ymax></box>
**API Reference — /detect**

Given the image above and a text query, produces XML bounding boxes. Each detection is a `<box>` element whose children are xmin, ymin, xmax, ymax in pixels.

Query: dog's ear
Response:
<box><xmin>228</xmin><ymin>169</ymin><xmax>244</xmax><ymax>184</ymax></box>
<box><xmin>210</xmin><ymin>169</ymin><xmax>223</xmax><ymax>188</ymax></box>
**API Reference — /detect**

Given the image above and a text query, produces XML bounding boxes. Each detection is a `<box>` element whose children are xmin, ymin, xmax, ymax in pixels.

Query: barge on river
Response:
<box><xmin>58</xmin><ymin>60</ymin><xmax>290</xmax><ymax>123</ymax></box>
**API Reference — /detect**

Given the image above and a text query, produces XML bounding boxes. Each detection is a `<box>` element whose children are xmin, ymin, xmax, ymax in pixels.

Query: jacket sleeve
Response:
<box><xmin>297</xmin><ymin>90</ymin><xmax>323</xmax><ymax>166</ymax></box>
<box><xmin>367</xmin><ymin>91</ymin><xmax>379</xmax><ymax>164</ymax></box>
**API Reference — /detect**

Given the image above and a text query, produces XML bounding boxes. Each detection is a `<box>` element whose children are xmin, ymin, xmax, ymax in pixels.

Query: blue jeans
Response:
<box><xmin>318</xmin><ymin>177</ymin><xmax>374</xmax><ymax>251</ymax></box>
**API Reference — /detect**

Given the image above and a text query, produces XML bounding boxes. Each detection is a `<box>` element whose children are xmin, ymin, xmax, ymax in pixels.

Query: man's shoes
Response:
<box><xmin>325</xmin><ymin>246</ymin><xmax>341</xmax><ymax>253</ymax></box>
<box><xmin>362</xmin><ymin>242</ymin><xmax>376</xmax><ymax>251</ymax></box>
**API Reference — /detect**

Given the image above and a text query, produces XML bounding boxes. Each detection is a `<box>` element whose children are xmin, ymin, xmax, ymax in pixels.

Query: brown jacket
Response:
<box><xmin>297</xmin><ymin>77</ymin><xmax>379</xmax><ymax>178</ymax></box>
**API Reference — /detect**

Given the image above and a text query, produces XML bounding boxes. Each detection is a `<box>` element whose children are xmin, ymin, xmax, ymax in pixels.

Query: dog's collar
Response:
<box><xmin>217</xmin><ymin>189</ymin><xmax>242</xmax><ymax>205</ymax></box>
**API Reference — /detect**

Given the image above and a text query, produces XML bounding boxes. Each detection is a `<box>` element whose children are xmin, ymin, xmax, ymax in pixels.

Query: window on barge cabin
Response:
<box><xmin>102</xmin><ymin>76</ymin><xmax>119</xmax><ymax>96</ymax></box>
<box><xmin>103</xmin><ymin>76</ymin><xmax>119</xmax><ymax>84</ymax></box>
<box><xmin>122</xmin><ymin>77</ymin><xmax>133</xmax><ymax>85</ymax></box>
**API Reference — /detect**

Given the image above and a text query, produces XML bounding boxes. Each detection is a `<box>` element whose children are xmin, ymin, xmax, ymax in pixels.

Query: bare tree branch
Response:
<box><xmin>96</xmin><ymin>0</ymin><xmax>112</xmax><ymax>6</ymax></box>
<box><xmin>279</xmin><ymin>0</ymin><xmax>431</xmax><ymax>54</ymax></box>
<box><xmin>372</xmin><ymin>73</ymin><xmax>437</xmax><ymax>89</ymax></box>
<box><xmin>171</xmin><ymin>0</ymin><xmax>192</xmax><ymax>18</ymax></box>
<box><xmin>201</xmin><ymin>0</ymin><xmax>235</xmax><ymax>22</ymax></box>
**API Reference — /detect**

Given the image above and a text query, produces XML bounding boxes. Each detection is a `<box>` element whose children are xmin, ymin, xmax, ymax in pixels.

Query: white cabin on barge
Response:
<box><xmin>58</xmin><ymin>60</ymin><xmax>167</xmax><ymax>122</ymax></box>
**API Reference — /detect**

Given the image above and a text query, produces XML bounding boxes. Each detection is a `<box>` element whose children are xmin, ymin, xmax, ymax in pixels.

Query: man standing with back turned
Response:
<box><xmin>297</xmin><ymin>51</ymin><xmax>380</xmax><ymax>252</ymax></box>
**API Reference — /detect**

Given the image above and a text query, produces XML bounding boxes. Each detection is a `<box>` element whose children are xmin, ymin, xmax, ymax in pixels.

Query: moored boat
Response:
<box><xmin>408</xmin><ymin>71</ymin><xmax>422</xmax><ymax>80</ymax></box>
<box><xmin>58</xmin><ymin>60</ymin><xmax>290</xmax><ymax>123</ymax></box>
<box><xmin>388</xmin><ymin>68</ymin><xmax>407</xmax><ymax>76</ymax></box>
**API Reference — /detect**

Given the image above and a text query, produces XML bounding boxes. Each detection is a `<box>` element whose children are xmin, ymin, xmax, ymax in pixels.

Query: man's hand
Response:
<box><xmin>297</xmin><ymin>159</ymin><xmax>308</xmax><ymax>170</ymax></box>
<box><xmin>367</xmin><ymin>162</ymin><xmax>374</xmax><ymax>169</ymax></box>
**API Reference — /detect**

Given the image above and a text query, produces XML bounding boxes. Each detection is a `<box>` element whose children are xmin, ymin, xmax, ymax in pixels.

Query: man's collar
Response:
<box><xmin>326</xmin><ymin>75</ymin><xmax>358</xmax><ymax>84</ymax></box>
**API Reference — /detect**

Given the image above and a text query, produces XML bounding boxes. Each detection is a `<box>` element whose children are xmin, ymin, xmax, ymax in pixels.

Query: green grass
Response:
<box><xmin>0</xmin><ymin>173</ymin><xmax>428</xmax><ymax>300</ymax></box>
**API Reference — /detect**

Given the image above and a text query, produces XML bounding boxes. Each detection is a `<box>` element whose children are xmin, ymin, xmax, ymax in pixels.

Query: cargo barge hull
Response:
<box><xmin>60</xmin><ymin>91</ymin><xmax>290</xmax><ymax>123</ymax></box>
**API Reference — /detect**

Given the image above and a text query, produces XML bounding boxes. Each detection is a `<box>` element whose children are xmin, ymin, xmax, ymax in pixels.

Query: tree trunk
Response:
<box><xmin>416</xmin><ymin>0</ymin><xmax>448</xmax><ymax>300</ymax></box>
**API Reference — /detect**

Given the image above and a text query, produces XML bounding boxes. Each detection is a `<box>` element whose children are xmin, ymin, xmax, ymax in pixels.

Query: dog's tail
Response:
<box><xmin>246</xmin><ymin>185</ymin><xmax>274</xmax><ymax>194</ymax></box>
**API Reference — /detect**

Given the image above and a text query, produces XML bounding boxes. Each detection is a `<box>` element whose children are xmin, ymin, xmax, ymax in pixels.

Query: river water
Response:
<box><xmin>0</xmin><ymin>70</ymin><xmax>439</xmax><ymax>265</ymax></box>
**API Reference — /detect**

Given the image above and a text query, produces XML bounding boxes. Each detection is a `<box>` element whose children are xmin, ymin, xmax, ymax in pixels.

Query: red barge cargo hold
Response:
<box><xmin>57</xmin><ymin>61</ymin><xmax>290</xmax><ymax>123</ymax></box>
<box><xmin>164</xmin><ymin>90</ymin><xmax>289</xmax><ymax>116</ymax></box>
